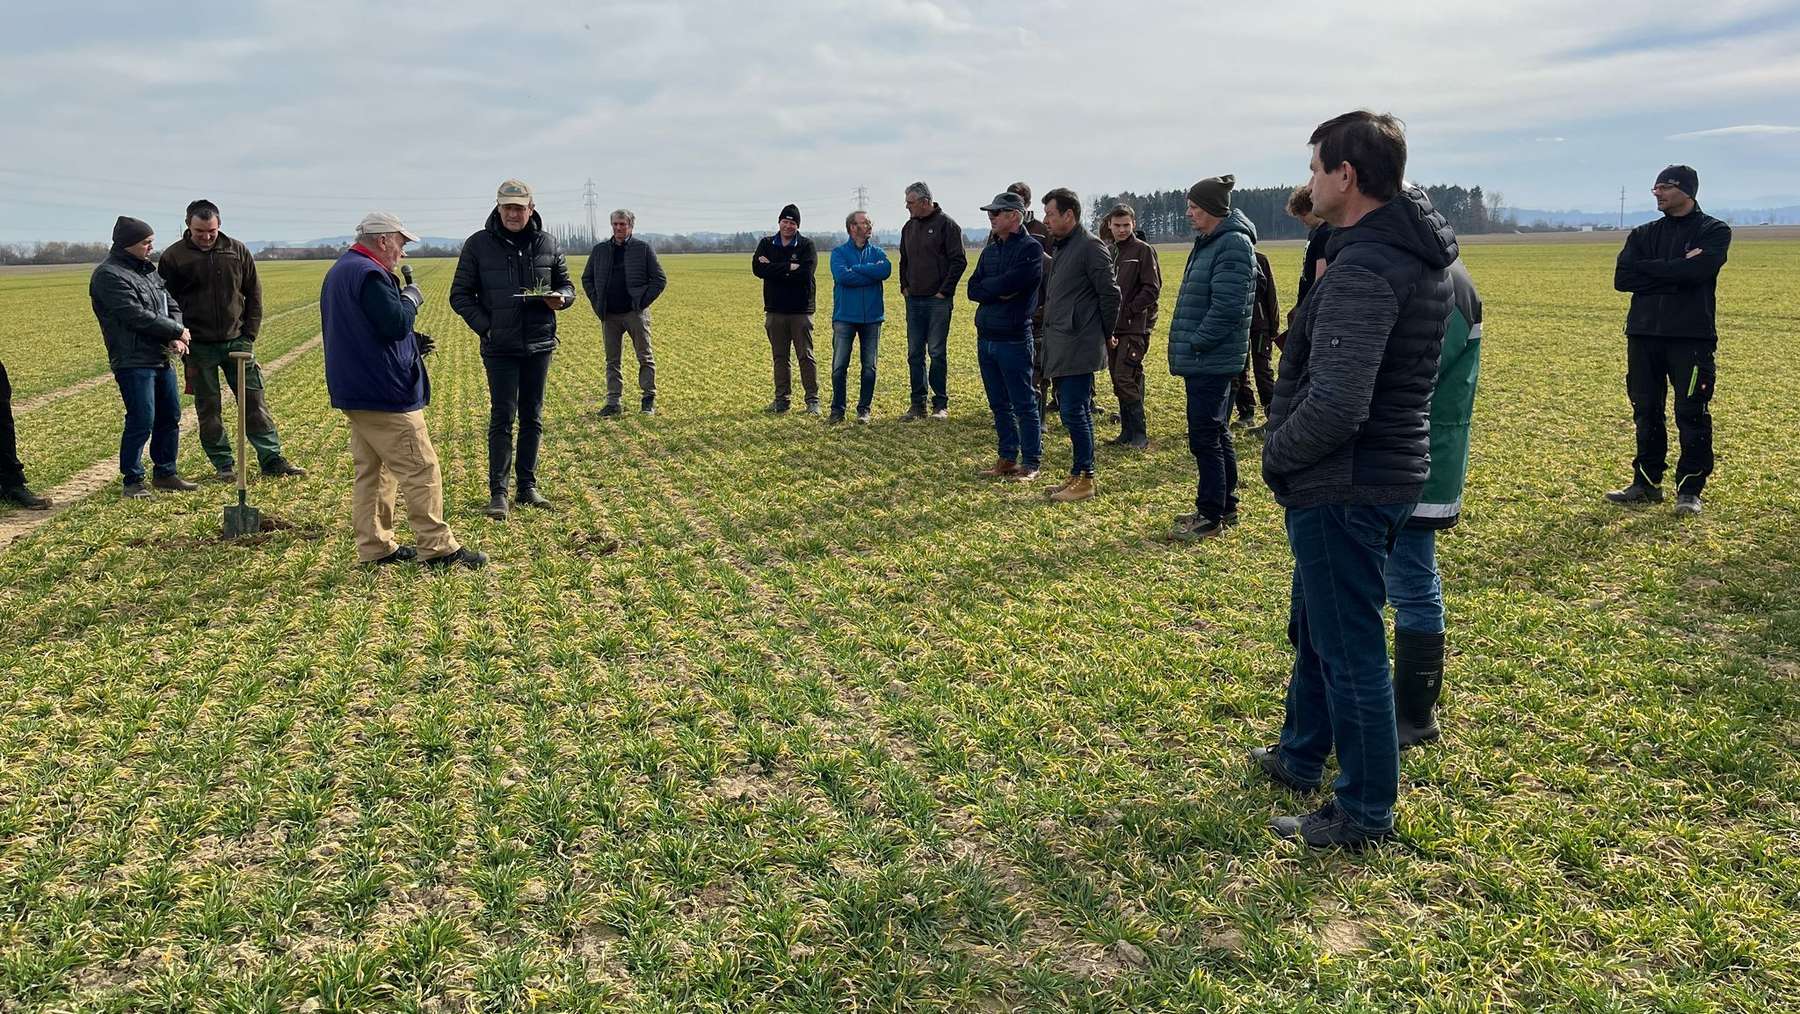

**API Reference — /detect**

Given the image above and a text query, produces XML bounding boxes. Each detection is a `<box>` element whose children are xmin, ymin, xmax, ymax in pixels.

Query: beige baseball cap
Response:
<box><xmin>496</xmin><ymin>179</ymin><xmax>533</xmax><ymax>207</ymax></box>
<box><xmin>356</xmin><ymin>211</ymin><xmax>420</xmax><ymax>242</ymax></box>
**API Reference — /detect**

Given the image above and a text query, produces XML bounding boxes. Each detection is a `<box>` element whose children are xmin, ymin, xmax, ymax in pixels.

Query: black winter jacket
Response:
<box><xmin>449</xmin><ymin>210</ymin><xmax>575</xmax><ymax>357</ymax></box>
<box><xmin>581</xmin><ymin>236</ymin><xmax>667</xmax><ymax>315</ymax></box>
<box><xmin>1262</xmin><ymin>187</ymin><xmax>1457</xmax><ymax>508</ymax></box>
<box><xmin>752</xmin><ymin>234</ymin><xmax>817</xmax><ymax>315</ymax></box>
<box><xmin>1613</xmin><ymin>208</ymin><xmax>1730</xmax><ymax>341</ymax></box>
<box><xmin>90</xmin><ymin>248</ymin><xmax>185</xmax><ymax>370</ymax></box>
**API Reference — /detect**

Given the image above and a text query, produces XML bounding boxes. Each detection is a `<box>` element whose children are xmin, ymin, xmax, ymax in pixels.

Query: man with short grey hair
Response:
<box><xmin>899</xmin><ymin>182</ymin><xmax>966</xmax><ymax>420</ymax></box>
<box><xmin>582</xmin><ymin>209</ymin><xmax>667</xmax><ymax>416</ymax></box>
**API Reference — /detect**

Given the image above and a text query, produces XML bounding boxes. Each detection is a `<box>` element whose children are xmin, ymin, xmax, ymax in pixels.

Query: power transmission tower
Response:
<box><xmin>853</xmin><ymin>185</ymin><xmax>869</xmax><ymax>213</ymax></box>
<box><xmin>583</xmin><ymin>178</ymin><xmax>600</xmax><ymax>244</ymax></box>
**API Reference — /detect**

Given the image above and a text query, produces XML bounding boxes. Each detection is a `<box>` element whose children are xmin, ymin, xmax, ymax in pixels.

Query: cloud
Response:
<box><xmin>1666</xmin><ymin>124</ymin><xmax>1800</xmax><ymax>140</ymax></box>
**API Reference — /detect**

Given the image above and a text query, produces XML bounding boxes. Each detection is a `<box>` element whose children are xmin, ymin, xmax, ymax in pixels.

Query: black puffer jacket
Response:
<box><xmin>90</xmin><ymin>248</ymin><xmax>185</xmax><ymax>370</ymax></box>
<box><xmin>449</xmin><ymin>210</ymin><xmax>575</xmax><ymax>357</ymax></box>
<box><xmin>1262</xmin><ymin>187</ymin><xmax>1456</xmax><ymax>507</ymax></box>
<box><xmin>580</xmin><ymin>236</ymin><xmax>666</xmax><ymax>313</ymax></box>
<box><xmin>1613</xmin><ymin>207</ymin><xmax>1730</xmax><ymax>341</ymax></box>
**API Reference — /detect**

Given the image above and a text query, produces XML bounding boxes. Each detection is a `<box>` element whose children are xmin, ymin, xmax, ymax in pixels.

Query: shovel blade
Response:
<box><xmin>222</xmin><ymin>504</ymin><xmax>263</xmax><ymax>539</ymax></box>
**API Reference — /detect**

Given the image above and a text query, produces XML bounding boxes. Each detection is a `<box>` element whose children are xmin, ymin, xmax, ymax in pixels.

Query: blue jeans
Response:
<box><xmin>977</xmin><ymin>337</ymin><xmax>1041</xmax><ymax>468</ymax></box>
<box><xmin>114</xmin><ymin>365</ymin><xmax>182</xmax><ymax>486</ymax></box>
<box><xmin>1384</xmin><ymin>525</ymin><xmax>1445</xmax><ymax>635</ymax></box>
<box><xmin>1184</xmin><ymin>372</ymin><xmax>1239</xmax><ymax>521</ymax></box>
<box><xmin>1054</xmin><ymin>373</ymin><xmax>1095</xmax><ymax>475</ymax></box>
<box><xmin>1278</xmin><ymin>502</ymin><xmax>1414</xmax><ymax>833</ymax></box>
<box><xmin>904</xmin><ymin>295</ymin><xmax>951</xmax><ymax>411</ymax></box>
<box><xmin>830</xmin><ymin>320</ymin><xmax>881</xmax><ymax>416</ymax></box>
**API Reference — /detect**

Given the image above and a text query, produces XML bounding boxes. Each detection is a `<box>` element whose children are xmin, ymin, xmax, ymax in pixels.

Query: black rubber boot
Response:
<box><xmin>1124</xmin><ymin>400</ymin><xmax>1149</xmax><ymax>449</ymax></box>
<box><xmin>1393</xmin><ymin>627</ymin><xmax>1445</xmax><ymax>748</ymax></box>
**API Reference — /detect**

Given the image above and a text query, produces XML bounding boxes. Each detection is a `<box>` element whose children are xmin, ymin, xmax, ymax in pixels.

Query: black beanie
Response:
<box><xmin>1186</xmin><ymin>175</ymin><xmax>1236</xmax><ymax>217</ymax></box>
<box><xmin>779</xmin><ymin>204</ymin><xmax>801</xmax><ymax>225</ymax></box>
<box><xmin>1656</xmin><ymin>164</ymin><xmax>1699</xmax><ymax>200</ymax></box>
<box><xmin>112</xmin><ymin>215</ymin><xmax>154</xmax><ymax>248</ymax></box>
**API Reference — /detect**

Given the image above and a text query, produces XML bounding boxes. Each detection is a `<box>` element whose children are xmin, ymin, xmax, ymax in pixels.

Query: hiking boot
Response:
<box><xmin>1605</xmin><ymin>481</ymin><xmax>1663</xmax><ymax>505</ymax></box>
<box><xmin>978</xmin><ymin>458</ymin><xmax>1020</xmax><ymax>478</ymax></box>
<box><xmin>1247</xmin><ymin>745</ymin><xmax>1321</xmax><ymax>793</ymax></box>
<box><xmin>485</xmin><ymin>493</ymin><xmax>509</xmax><ymax>521</ymax></box>
<box><xmin>515</xmin><ymin>487</ymin><xmax>551</xmax><ymax>509</ymax></box>
<box><xmin>641</xmin><ymin>396</ymin><xmax>656</xmax><ymax>415</ymax></box>
<box><xmin>900</xmin><ymin>405</ymin><xmax>927</xmax><ymax>422</ymax></box>
<box><xmin>122</xmin><ymin>482</ymin><xmax>152</xmax><ymax>500</ymax></box>
<box><xmin>261</xmin><ymin>457</ymin><xmax>307</xmax><ymax>478</ymax></box>
<box><xmin>930</xmin><ymin>407</ymin><xmax>950</xmax><ymax>420</ymax></box>
<box><xmin>368</xmin><ymin>545</ymin><xmax>418</xmax><ymax>566</ymax></box>
<box><xmin>856</xmin><ymin>409</ymin><xmax>871</xmax><ymax>425</ymax></box>
<box><xmin>424</xmin><ymin>547</ymin><xmax>488</xmax><ymax>570</ymax></box>
<box><xmin>1270</xmin><ymin>800</ymin><xmax>1395</xmax><ymax>851</ymax></box>
<box><xmin>1172</xmin><ymin>513</ymin><xmax>1225</xmax><ymax>540</ymax></box>
<box><xmin>1</xmin><ymin>484</ymin><xmax>52</xmax><ymax>509</ymax></box>
<box><xmin>598</xmin><ymin>402</ymin><xmax>622</xmax><ymax>418</ymax></box>
<box><xmin>1394</xmin><ymin>628</ymin><xmax>1445</xmax><ymax>749</ymax></box>
<box><xmin>151</xmin><ymin>474</ymin><xmax>197</xmax><ymax>492</ymax></box>
<box><xmin>1673</xmin><ymin>493</ymin><xmax>1703</xmax><ymax>517</ymax></box>
<box><xmin>214</xmin><ymin>465</ymin><xmax>237</xmax><ymax>483</ymax></box>
<box><xmin>765</xmin><ymin>400</ymin><xmax>791</xmax><ymax>415</ymax></box>
<box><xmin>1048</xmin><ymin>473</ymin><xmax>1095</xmax><ymax>503</ymax></box>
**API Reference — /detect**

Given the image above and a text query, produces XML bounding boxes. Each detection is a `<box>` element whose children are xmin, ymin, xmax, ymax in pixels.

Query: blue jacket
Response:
<box><xmin>966</xmin><ymin>230</ymin><xmax>1043</xmax><ymax>341</ymax></box>
<box><xmin>1167</xmin><ymin>208</ymin><xmax>1258</xmax><ymax>376</ymax></box>
<box><xmin>322</xmin><ymin>249</ymin><xmax>429</xmax><ymax>413</ymax></box>
<box><xmin>829</xmin><ymin>240</ymin><xmax>891</xmax><ymax>323</ymax></box>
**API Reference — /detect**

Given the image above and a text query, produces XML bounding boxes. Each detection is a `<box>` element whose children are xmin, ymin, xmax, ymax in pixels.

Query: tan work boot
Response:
<box><xmin>1048</xmin><ymin>473</ymin><xmax>1095</xmax><ymax>503</ymax></box>
<box><xmin>977</xmin><ymin>458</ymin><xmax>1020</xmax><ymax>478</ymax></box>
<box><xmin>1043</xmin><ymin>474</ymin><xmax>1074</xmax><ymax>497</ymax></box>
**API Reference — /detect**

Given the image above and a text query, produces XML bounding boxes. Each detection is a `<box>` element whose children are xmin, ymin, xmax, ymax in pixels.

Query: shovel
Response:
<box><xmin>221</xmin><ymin>351</ymin><xmax>263</xmax><ymax>538</ymax></box>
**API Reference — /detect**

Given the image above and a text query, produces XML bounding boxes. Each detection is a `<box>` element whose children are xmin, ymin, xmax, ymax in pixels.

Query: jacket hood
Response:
<box><xmin>486</xmin><ymin>207</ymin><xmax>544</xmax><ymax>238</ymax></box>
<box><xmin>1198</xmin><ymin>207</ymin><xmax>1258</xmax><ymax>247</ymax></box>
<box><xmin>1328</xmin><ymin>186</ymin><xmax>1457</xmax><ymax>270</ymax></box>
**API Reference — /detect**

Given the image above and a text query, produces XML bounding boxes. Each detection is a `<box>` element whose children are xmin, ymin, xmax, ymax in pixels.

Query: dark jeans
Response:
<box><xmin>977</xmin><ymin>337</ymin><xmax>1041</xmax><ymax>468</ymax></box>
<box><xmin>1384</xmin><ymin>525</ymin><xmax>1444</xmax><ymax>635</ymax></box>
<box><xmin>1185</xmin><ymin>372</ymin><xmax>1239</xmax><ymax>521</ymax></box>
<box><xmin>905</xmin><ymin>295</ymin><xmax>951</xmax><ymax>411</ymax></box>
<box><xmin>0</xmin><ymin>361</ymin><xmax>23</xmax><ymax>487</ymax></box>
<box><xmin>1054</xmin><ymin>372</ymin><xmax>1095</xmax><ymax>475</ymax></box>
<box><xmin>1278</xmin><ymin>502</ymin><xmax>1414</xmax><ymax>833</ymax></box>
<box><xmin>114</xmin><ymin>365</ymin><xmax>181</xmax><ymax>486</ymax></box>
<box><xmin>1626</xmin><ymin>335</ymin><xmax>1714</xmax><ymax>494</ymax></box>
<box><xmin>830</xmin><ymin>320</ymin><xmax>880</xmax><ymax>415</ymax></box>
<box><xmin>483</xmin><ymin>350</ymin><xmax>553</xmax><ymax>495</ymax></box>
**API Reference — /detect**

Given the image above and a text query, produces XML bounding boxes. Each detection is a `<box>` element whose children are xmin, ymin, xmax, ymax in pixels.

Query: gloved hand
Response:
<box><xmin>400</xmin><ymin>284</ymin><xmax>424</xmax><ymax>309</ymax></box>
<box><xmin>415</xmin><ymin>331</ymin><xmax>436</xmax><ymax>356</ymax></box>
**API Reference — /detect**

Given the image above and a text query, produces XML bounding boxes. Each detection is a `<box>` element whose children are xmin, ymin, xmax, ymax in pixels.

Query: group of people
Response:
<box><xmin>3</xmin><ymin>108</ymin><xmax>1732</xmax><ymax>849</ymax></box>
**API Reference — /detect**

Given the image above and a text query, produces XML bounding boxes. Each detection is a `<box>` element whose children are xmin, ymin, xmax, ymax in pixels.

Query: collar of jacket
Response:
<box><xmin>109</xmin><ymin>246</ymin><xmax>155</xmax><ymax>272</ymax></box>
<box><xmin>486</xmin><ymin>207</ymin><xmax>543</xmax><ymax>241</ymax></box>
<box><xmin>1052</xmin><ymin>223</ymin><xmax>1089</xmax><ymax>249</ymax></box>
<box><xmin>180</xmin><ymin>229</ymin><xmax>232</xmax><ymax>252</ymax></box>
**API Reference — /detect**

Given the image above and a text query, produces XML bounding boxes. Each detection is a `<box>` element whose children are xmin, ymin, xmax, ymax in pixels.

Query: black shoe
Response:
<box><xmin>1673</xmin><ymin>493</ymin><xmax>1703</xmax><ymax>517</ymax></box>
<box><xmin>1393</xmin><ymin>628</ymin><xmax>1445</xmax><ymax>749</ymax></box>
<box><xmin>1605</xmin><ymin>481</ymin><xmax>1663</xmax><ymax>505</ymax></box>
<box><xmin>151</xmin><ymin>473</ymin><xmax>197</xmax><ymax>492</ymax></box>
<box><xmin>424</xmin><ymin>547</ymin><xmax>488</xmax><ymax>570</ymax></box>
<box><xmin>765</xmin><ymin>400</ymin><xmax>791</xmax><ymax>415</ymax></box>
<box><xmin>368</xmin><ymin>545</ymin><xmax>418</xmax><ymax>566</ymax></box>
<box><xmin>1</xmin><ymin>484</ymin><xmax>51</xmax><ymax>509</ymax></box>
<box><xmin>261</xmin><ymin>457</ymin><xmax>307</xmax><ymax>478</ymax></box>
<box><xmin>1172</xmin><ymin>514</ymin><xmax>1226</xmax><ymax>540</ymax></box>
<box><xmin>1270</xmin><ymin>800</ymin><xmax>1394</xmax><ymax>851</ymax></box>
<box><xmin>122</xmin><ymin>483</ymin><xmax>152</xmax><ymax>500</ymax></box>
<box><xmin>640</xmin><ymin>397</ymin><xmax>656</xmax><ymax>416</ymax></box>
<box><xmin>900</xmin><ymin>406</ymin><xmax>927</xmax><ymax>422</ymax></box>
<box><xmin>485</xmin><ymin>493</ymin><xmax>509</xmax><ymax>520</ymax></box>
<box><xmin>826</xmin><ymin>411</ymin><xmax>845</xmax><ymax>424</ymax></box>
<box><xmin>515</xmin><ymin>487</ymin><xmax>551</xmax><ymax>509</ymax></box>
<box><xmin>599</xmin><ymin>402</ymin><xmax>622</xmax><ymax>418</ymax></box>
<box><xmin>214</xmin><ymin>466</ymin><xmax>237</xmax><ymax>483</ymax></box>
<box><xmin>1223</xmin><ymin>508</ymin><xmax>1241</xmax><ymax>527</ymax></box>
<box><xmin>1248</xmin><ymin>745</ymin><xmax>1321</xmax><ymax>793</ymax></box>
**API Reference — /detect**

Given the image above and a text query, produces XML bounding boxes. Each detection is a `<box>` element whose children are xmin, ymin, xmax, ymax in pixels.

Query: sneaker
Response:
<box><xmin>826</xmin><ymin>412</ymin><xmax>845</xmax><ymax>424</ymax></box>
<box><xmin>599</xmin><ymin>402</ymin><xmax>622</xmax><ymax>418</ymax></box>
<box><xmin>900</xmin><ymin>406</ymin><xmax>927</xmax><ymax>422</ymax></box>
<box><xmin>1247</xmin><ymin>745</ymin><xmax>1320</xmax><ymax>793</ymax></box>
<box><xmin>485</xmin><ymin>493</ymin><xmax>509</xmax><ymax>521</ymax></box>
<box><xmin>856</xmin><ymin>409</ymin><xmax>872</xmax><ymax>425</ymax></box>
<box><xmin>1673</xmin><ymin>493</ymin><xmax>1703</xmax><ymax>517</ymax></box>
<box><xmin>261</xmin><ymin>457</ymin><xmax>307</xmax><ymax>478</ymax></box>
<box><xmin>1172</xmin><ymin>514</ymin><xmax>1225</xmax><ymax>540</ymax></box>
<box><xmin>640</xmin><ymin>397</ymin><xmax>656</xmax><ymax>415</ymax></box>
<box><xmin>1270</xmin><ymin>800</ymin><xmax>1395</xmax><ymax>851</ymax></box>
<box><xmin>122</xmin><ymin>482</ymin><xmax>152</xmax><ymax>500</ymax></box>
<box><xmin>1009</xmin><ymin>467</ymin><xmax>1041</xmax><ymax>483</ymax></box>
<box><xmin>977</xmin><ymin>458</ymin><xmax>1020</xmax><ymax>478</ymax></box>
<box><xmin>804</xmin><ymin>401</ymin><xmax>821</xmax><ymax>416</ymax></box>
<box><xmin>515</xmin><ymin>487</ymin><xmax>551</xmax><ymax>509</ymax></box>
<box><xmin>1048</xmin><ymin>473</ymin><xmax>1095</xmax><ymax>503</ymax></box>
<box><xmin>765</xmin><ymin>400</ymin><xmax>791</xmax><ymax>415</ymax></box>
<box><xmin>930</xmin><ymin>408</ymin><xmax>950</xmax><ymax>420</ymax></box>
<box><xmin>368</xmin><ymin>545</ymin><xmax>418</xmax><ymax>566</ymax></box>
<box><xmin>1604</xmin><ymin>481</ymin><xmax>1663</xmax><ymax>505</ymax></box>
<box><xmin>214</xmin><ymin>466</ymin><xmax>237</xmax><ymax>483</ymax></box>
<box><xmin>151</xmin><ymin>474</ymin><xmax>197</xmax><ymax>492</ymax></box>
<box><xmin>1</xmin><ymin>484</ymin><xmax>52</xmax><ymax>509</ymax></box>
<box><xmin>424</xmin><ymin>547</ymin><xmax>488</xmax><ymax>571</ymax></box>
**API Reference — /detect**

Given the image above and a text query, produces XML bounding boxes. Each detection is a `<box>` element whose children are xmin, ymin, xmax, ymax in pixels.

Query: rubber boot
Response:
<box><xmin>1124</xmin><ymin>400</ymin><xmax>1149</xmax><ymax>449</ymax></box>
<box><xmin>1393</xmin><ymin>627</ymin><xmax>1445</xmax><ymax>748</ymax></box>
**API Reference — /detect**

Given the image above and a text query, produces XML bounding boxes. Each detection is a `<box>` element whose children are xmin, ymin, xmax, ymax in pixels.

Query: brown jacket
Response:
<box><xmin>1110</xmin><ymin>233</ymin><xmax>1161</xmax><ymax>336</ymax></box>
<box><xmin>157</xmin><ymin>230</ymin><xmax>263</xmax><ymax>344</ymax></box>
<box><xmin>899</xmin><ymin>204</ymin><xmax>968</xmax><ymax>299</ymax></box>
<box><xmin>1251</xmin><ymin>250</ymin><xmax>1280</xmax><ymax>340</ymax></box>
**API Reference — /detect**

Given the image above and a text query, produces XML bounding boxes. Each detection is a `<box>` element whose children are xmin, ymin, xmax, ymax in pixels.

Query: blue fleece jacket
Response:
<box><xmin>830</xmin><ymin>240</ymin><xmax>891</xmax><ymax>323</ymax></box>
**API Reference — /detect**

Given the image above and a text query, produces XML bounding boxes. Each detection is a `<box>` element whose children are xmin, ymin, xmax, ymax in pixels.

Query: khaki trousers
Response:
<box><xmin>343</xmin><ymin>409</ymin><xmax>461</xmax><ymax>563</ymax></box>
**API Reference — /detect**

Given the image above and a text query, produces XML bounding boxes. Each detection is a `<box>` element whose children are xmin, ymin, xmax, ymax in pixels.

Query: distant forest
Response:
<box><xmin>1087</xmin><ymin>184</ymin><xmax>1508</xmax><ymax>242</ymax></box>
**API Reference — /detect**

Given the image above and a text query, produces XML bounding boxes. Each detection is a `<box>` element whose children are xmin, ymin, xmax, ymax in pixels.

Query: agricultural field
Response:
<box><xmin>0</xmin><ymin>239</ymin><xmax>1796</xmax><ymax>1012</ymax></box>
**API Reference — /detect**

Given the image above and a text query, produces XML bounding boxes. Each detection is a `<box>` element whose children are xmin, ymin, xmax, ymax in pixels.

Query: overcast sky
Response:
<box><xmin>2</xmin><ymin>0</ymin><xmax>1797</xmax><ymax>243</ymax></box>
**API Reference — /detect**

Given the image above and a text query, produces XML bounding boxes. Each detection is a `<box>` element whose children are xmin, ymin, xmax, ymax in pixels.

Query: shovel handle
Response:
<box><xmin>230</xmin><ymin>351</ymin><xmax>253</xmax><ymax>493</ymax></box>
